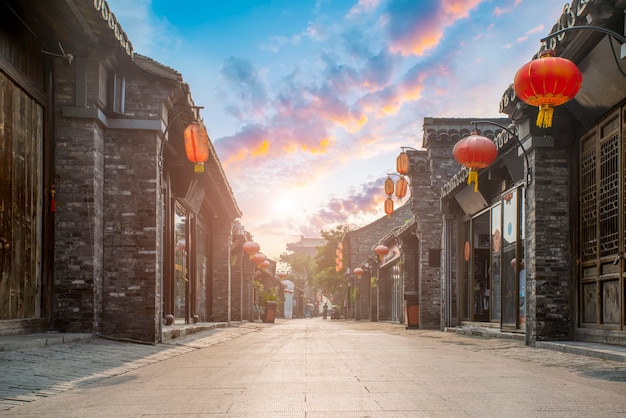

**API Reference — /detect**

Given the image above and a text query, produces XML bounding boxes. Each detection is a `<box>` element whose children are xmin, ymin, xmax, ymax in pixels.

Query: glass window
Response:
<box><xmin>501</xmin><ymin>191</ymin><xmax>518</xmax><ymax>327</ymax></box>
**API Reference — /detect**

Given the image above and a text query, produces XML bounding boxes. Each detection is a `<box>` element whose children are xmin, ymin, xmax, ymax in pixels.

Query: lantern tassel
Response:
<box><xmin>194</xmin><ymin>162</ymin><xmax>205</xmax><ymax>173</ymax></box>
<box><xmin>50</xmin><ymin>185</ymin><xmax>56</xmax><ymax>213</ymax></box>
<box><xmin>467</xmin><ymin>169</ymin><xmax>479</xmax><ymax>192</ymax></box>
<box><xmin>536</xmin><ymin>104</ymin><xmax>554</xmax><ymax>128</ymax></box>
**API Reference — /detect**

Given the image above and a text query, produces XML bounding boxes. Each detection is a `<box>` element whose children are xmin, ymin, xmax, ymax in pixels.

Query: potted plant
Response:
<box><xmin>257</xmin><ymin>283</ymin><xmax>280</xmax><ymax>323</ymax></box>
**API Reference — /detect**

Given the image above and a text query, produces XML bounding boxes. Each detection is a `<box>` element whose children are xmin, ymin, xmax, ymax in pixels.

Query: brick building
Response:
<box><xmin>0</xmin><ymin>0</ymin><xmax>253</xmax><ymax>343</ymax></box>
<box><xmin>343</xmin><ymin>203</ymin><xmax>414</xmax><ymax>322</ymax></box>
<box><xmin>346</xmin><ymin>0</ymin><xmax>626</xmax><ymax>348</ymax></box>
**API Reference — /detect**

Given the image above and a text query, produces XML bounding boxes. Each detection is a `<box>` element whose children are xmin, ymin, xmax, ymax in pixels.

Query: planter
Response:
<box><xmin>262</xmin><ymin>301</ymin><xmax>277</xmax><ymax>323</ymax></box>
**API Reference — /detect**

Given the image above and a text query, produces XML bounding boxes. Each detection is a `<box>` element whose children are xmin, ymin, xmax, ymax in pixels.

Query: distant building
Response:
<box><xmin>286</xmin><ymin>236</ymin><xmax>324</xmax><ymax>258</ymax></box>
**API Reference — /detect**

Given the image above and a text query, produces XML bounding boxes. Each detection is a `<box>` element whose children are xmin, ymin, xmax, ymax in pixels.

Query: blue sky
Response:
<box><xmin>107</xmin><ymin>0</ymin><xmax>565</xmax><ymax>260</ymax></box>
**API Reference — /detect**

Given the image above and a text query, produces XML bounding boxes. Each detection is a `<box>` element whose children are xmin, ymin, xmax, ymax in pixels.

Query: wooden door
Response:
<box><xmin>0</xmin><ymin>72</ymin><xmax>44</xmax><ymax>320</ymax></box>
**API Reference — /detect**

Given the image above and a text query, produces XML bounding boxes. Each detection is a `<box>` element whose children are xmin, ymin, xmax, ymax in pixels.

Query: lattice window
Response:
<box><xmin>580</xmin><ymin>135</ymin><xmax>597</xmax><ymax>262</ymax></box>
<box><xmin>599</xmin><ymin>131</ymin><xmax>620</xmax><ymax>257</ymax></box>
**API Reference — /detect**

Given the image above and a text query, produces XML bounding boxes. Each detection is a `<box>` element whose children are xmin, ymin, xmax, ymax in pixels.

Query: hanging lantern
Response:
<box><xmin>374</xmin><ymin>245</ymin><xmax>389</xmax><ymax>262</ymax></box>
<box><xmin>452</xmin><ymin>131</ymin><xmax>498</xmax><ymax>192</ymax></box>
<box><xmin>353</xmin><ymin>267</ymin><xmax>364</xmax><ymax>277</ymax></box>
<box><xmin>252</xmin><ymin>252</ymin><xmax>266</xmax><ymax>265</ymax></box>
<box><xmin>243</xmin><ymin>241</ymin><xmax>260</xmax><ymax>256</ymax></box>
<box><xmin>183</xmin><ymin>122</ymin><xmax>210</xmax><ymax>173</ymax></box>
<box><xmin>396</xmin><ymin>151</ymin><xmax>409</xmax><ymax>175</ymax></box>
<box><xmin>514</xmin><ymin>49</ymin><xmax>582</xmax><ymax>128</ymax></box>
<box><xmin>277</xmin><ymin>272</ymin><xmax>286</xmax><ymax>279</ymax></box>
<box><xmin>261</xmin><ymin>260</ymin><xmax>270</xmax><ymax>269</ymax></box>
<box><xmin>384</xmin><ymin>197</ymin><xmax>394</xmax><ymax>215</ymax></box>
<box><xmin>384</xmin><ymin>175</ymin><xmax>394</xmax><ymax>196</ymax></box>
<box><xmin>395</xmin><ymin>176</ymin><xmax>408</xmax><ymax>200</ymax></box>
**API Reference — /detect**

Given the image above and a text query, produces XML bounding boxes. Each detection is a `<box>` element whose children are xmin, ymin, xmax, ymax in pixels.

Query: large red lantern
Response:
<box><xmin>396</xmin><ymin>151</ymin><xmax>409</xmax><ymax>175</ymax></box>
<box><xmin>453</xmin><ymin>131</ymin><xmax>498</xmax><ymax>192</ymax></box>
<box><xmin>395</xmin><ymin>177</ymin><xmax>408</xmax><ymax>200</ymax></box>
<box><xmin>384</xmin><ymin>197</ymin><xmax>394</xmax><ymax>216</ymax></box>
<box><xmin>374</xmin><ymin>244</ymin><xmax>389</xmax><ymax>261</ymax></box>
<box><xmin>183</xmin><ymin>123</ymin><xmax>210</xmax><ymax>173</ymax></box>
<box><xmin>243</xmin><ymin>241</ymin><xmax>260</xmax><ymax>255</ymax></box>
<box><xmin>514</xmin><ymin>49</ymin><xmax>582</xmax><ymax>128</ymax></box>
<box><xmin>252</xmin><ymin>252</ymin><xmax>266</xmax><ymax>265</ymax></box>
<box><xmin>260</xmin><ymin>260</ymin><xmax>270</xmax><ymax>269</ymax></box>
<box><xmin>353</xmin><ymin>267</ymin><xmax>364</xmax><ymax>277</ymax></box>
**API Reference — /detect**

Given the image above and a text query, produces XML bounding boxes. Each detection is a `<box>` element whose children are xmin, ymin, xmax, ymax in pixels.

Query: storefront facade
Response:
<box><xmin>432</xmin><ymin>0</ymin><xmax>626</xmax><ymax>346</ymax></box>
<box><xmin>0</xmin><ymin>0</ymin><xmax>245</xmax><ymax>342</ymax></box>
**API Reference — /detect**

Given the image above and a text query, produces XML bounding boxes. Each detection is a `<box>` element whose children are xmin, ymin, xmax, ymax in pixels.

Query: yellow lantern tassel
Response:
<box><xmin>536</xmin><ymin>104</ymin><xmax>554</xmax><ymax>128</ymax></box>
<box><xmin>194</xmin><ymin>162</ymin><xmax>205</xmax><ymax>173</ymax></box>
<box><xmin>467</xmin><ymin>169</ymin><xmax>479</xmax><ymax>192</ymax></box>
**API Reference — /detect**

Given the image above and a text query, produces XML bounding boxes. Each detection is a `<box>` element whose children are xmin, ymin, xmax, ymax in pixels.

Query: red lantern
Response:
<box><xmin>353</xmin><ymin>267</ymin><xmax>364</xmax><ymax>277</ymax></box>
<box><xmin>374</xmin><ymin>245</ymin><xmax>389</xmax><ymax>261</ymax></box>
<box><xmin>514</xmin><ymin>49</ymin><xmax>582</xmax><ymax>128</ymax></box>
<box><xmin>384</xmin><ymin>176</ymin><xmax>394</xmax><ymax>196</ymax></box>
<box><xmin>252</xmin><ymin>252</ymin><xmax>266</xmax><ymax>265</ymax></box>
<box><xmin>261</xmin><ymin>260</ymin><xmax>270</xmax><ymax>269</ymax></box>
<box><xmin>384</xmin><ymin>197</ymin><xmax>394</xmax><ymax>215</ymax></box>
<box><xmin>396</xmin><ymin>151</ymin><xmax>409</xmax><ymax>175</ymax></box>
<box><xmin>183</xmin><ymin>123</ymin><xmax>210</xmax><ymax>173</ymax></box>
<box><xmin>453</xmin><ymin>131</ymin><xmax>498</xmax><ymax>192</ymax></box>
<box><xmin>395</xmin><ymin>177</ymin><xmax>408</xmax><ymax>200</ymax></box>
<box><xmin>243</xmin><ymin>241</ymin><xmax>260</xmax><ymax>255</ymax></box>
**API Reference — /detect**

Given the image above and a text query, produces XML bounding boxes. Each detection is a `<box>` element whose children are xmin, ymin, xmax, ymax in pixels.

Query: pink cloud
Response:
<box><xmin>387</xmin><ymin>0</ymin><xmax>483</xmax><ymax>57</ymax></box>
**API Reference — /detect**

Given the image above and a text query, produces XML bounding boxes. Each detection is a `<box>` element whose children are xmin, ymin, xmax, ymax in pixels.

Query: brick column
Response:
<box><xmin>524</xmin><ymin>132</ymin><xmax>572</xmax><ymax>344</ymax></box>
<box><xmin>212</xmin><ymin>222</ymin><xmax>231</xmax><ymax>322</ymax></box>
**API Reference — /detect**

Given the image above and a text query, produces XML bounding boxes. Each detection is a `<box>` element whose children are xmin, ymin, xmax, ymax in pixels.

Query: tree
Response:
<box><xmin>312</xmin><ymin>225</ymin><xmax>350</xmax><ymax>299</ymax></box>
<box><xmin>278</xmin><ymin>251</ymin><xmax>313</xmax><ymax>290</ymax></box>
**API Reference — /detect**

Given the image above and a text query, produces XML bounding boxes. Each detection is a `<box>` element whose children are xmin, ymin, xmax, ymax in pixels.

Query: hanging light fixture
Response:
<box><xmin>374</xmin><ymin>244</ymin><xmax>389</xmax><ymax>262</ymax></box>
<box><xmin>384</xmin><ymin>197</ymin><xmax>394</xmax><ymax>216</ymax></box>
<box><xmin>514</xmin><ymin>49</ymin><xmax>582</xmax><ymax>128</ymax></box>
<box><xmin>395</xmin><ymin>176</ymin><xmax>408</xmax><ymax>201</ymax></box>
<box><xmin>243</xmin><ymin>241</ymin><xmax>260</xmax><ymax>258</ymax></box>
<box><xmin>396</xmin><ymin>151</ymin><xmax>409</xmax><ymax>175</ymax></box>
<box><xmin>452</xmin><ymin>130</ymin><xmax>498</xmax><ymax>192</ymax></box>
<box><xmin>183</xmin><ymin>122</ymin><xmax>210</xmax><ymax>173</ymax></box>
<box><xmin>353</xmin><ymin>267</ymin><xmax>364</xmax><ymax>277</ymax></box>
<box><xmin>252</xmin><ymin>252</ymin><xmax>266</xmax><ymax>265</ymax></box>
<box><xmin>384</xmin><ymin>175</ymin><xmax>394</xmax><ymax>196</ymax></box>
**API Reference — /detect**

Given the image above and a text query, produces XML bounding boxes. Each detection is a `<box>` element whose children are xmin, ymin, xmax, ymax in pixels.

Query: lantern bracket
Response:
<box><xmin>162</xmin><ymin>105</ymin><xmax>205</xmax><ymax>139</ymax></box>
<box><xmin>471</xmin><ymin>120</ymin><xmax>531</xmax><ymax>186</ymax></box>
<box><xmin>158</xmin><ymin>105</ymin><xmax>205</xmax><ymax>167</ymax></box>
<box><xmin>540</xmin><ymin>25</ymin><xmax>625</xmax><ymax>46</ymax></box>
<box><xmin>540</xmin><ymin>25</ymin><xmax>626</xmax><ymax>70</ymax></box>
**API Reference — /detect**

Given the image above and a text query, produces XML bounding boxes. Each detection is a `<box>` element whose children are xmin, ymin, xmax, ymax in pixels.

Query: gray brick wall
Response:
<box><xmin>525</xmin><ymin>142</ymin><xmax>572</xmax><ymax>343</ymax></box>
<box><xmin>212</xmin><ymin>223</ymin><xmax>231</xmax><ymax>322</ymax></box>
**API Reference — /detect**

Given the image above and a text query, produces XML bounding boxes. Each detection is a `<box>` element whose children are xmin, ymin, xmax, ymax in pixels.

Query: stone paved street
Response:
<box><xmin>1</xmin><ymin>320</ymin><xmax>626</xmax><ymax>417</ymax></box>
